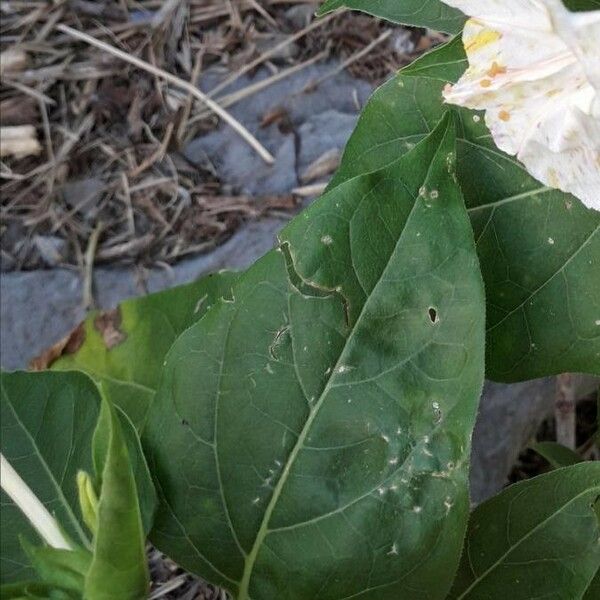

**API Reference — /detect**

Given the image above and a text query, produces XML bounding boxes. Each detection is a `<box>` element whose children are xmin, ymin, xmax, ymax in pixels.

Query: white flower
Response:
<box><xmin>442</xmin><ymin>0</ymin><xmax>600</xmax><ymax>210</ymax></box>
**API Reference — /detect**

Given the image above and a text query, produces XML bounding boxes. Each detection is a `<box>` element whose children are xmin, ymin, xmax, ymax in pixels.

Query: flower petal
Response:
<box><xmin>443</xmin><ymin>0</ymin><xmax>600</xmax><ymax>208</ymax></box>
<box><xmin>544</xmin><ymin>0</ymin><xmax>600</xmax><ymax>93</ymax></box>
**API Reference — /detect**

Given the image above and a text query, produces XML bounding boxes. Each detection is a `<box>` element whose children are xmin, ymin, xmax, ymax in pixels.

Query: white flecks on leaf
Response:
<box><xmin>442</xmin><ymin>0</ymin><xmax>600</xmax><ymax>209</ymax></box>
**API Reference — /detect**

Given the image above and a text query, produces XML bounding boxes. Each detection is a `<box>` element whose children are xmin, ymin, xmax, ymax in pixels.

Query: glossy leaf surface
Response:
<box><xmin>144</xmin><ymin>117</ymin><xmax>486</xmax><ymax>599</ymax></box>
<box><xmin>450</xmin><ymin>463</ymin><xmax>600</xmax><ymax>599</ymax></box>
<box><xmin>328</xmin><ymin>38</ymin><xmax>600</xmax><ymax>382</ymax></box>
<box><xmin>318</xmin><ymin>0</ymin><xmax>465</xmax><ymax>33</ymax></box>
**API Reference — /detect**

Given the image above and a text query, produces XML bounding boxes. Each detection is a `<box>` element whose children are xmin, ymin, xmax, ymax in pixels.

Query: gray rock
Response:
<box><xmin>471</xmin><ymin>379</ymin><xmax>555</xmax><ymax>504</ymax></box>
<box><xmin>255</xmin><ymin>33</ymin><xmax>300</xmax><ymax>63</ymax></box>
<box><xmin>0</xmin><ymin>251</ymin><xmax>16</xmax><ymax>271</ymax></box>
<box><xmin>186</xmin><ymin>64</ymin><xmax>374</xmax><ymax>197</ymax></box>
<box><xmin>284</xmin><ymin>4</ymin><xmax>315</xmax><ymax>29</ymax></box>
<box><xmin>0</xmin><ymin>216</ymin><xmax>288</xmax><ymax>371</ymax></box>
<box><xmin>185</xmin><ymin>129</ymin><xmax>297</xmax><ymax>197</ymax></box>
<box><xmin>33</xmin><ymin>235</ymin><xmax>68</xmax><ymax>267</ymax></box>
<box><xmin>471</xmin><ymin>375</ymin><xmax>598</xmax><ymax>504</ymax></box>
<box><xmin>1</xmin><ymin>270</ymin><xmax>85</xmax><ymax>371</ymax></box>
<box><xmin>199</xmin><ymin>63</ymin><xmax>373</xmax><ymax>127</ymax></box>
<box><xmin>297</xmin><ymin>110</ymin><xmax>358</xmax><ymax>174</ymax></box>
<box><xmin>391</xmin><ymin>29</ymin><xmax>415</xmax><ymax>55</ymax></box>
<box><xmin>61</xmin><ymin>176</ymin><xmax>105</xmax><ymax>221</ymax></box>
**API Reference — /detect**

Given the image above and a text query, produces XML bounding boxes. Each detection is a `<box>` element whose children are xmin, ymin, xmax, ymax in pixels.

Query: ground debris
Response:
<box><xmin>149</xmin><ymin>546</ymin><xmax>230</xmax><ymax>600</ymax></box>
<box><xmin>29</xmin><ymin>322</ymin><xmax>85</xmax><ymax>370</ymax></box>
<box><xmin>94</xmin><ymin>307</ymin><xmax>126</xmax><ymax>349</ymax></box>
<box><xmin>1</xmin><ymin>2</ymin><xmax>440</xmax><ymax>275</ymax></box>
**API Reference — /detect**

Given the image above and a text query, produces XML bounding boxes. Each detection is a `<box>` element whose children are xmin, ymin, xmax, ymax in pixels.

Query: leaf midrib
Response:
<box><xmin>456</xmin><ymin>485</ymin><xmax>600</xmax><ymax>599</ymax></box>
<box><xmin>237</xmin><ymin>133</ymin><xmax>448</xmax><ymax>599</ymax></box>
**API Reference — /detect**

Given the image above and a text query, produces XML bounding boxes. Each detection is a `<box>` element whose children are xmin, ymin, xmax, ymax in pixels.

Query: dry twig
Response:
<box><xmin>57</xmin><ymin>24</ymin><xmax>275</xmax><ymax>164</ymax></box>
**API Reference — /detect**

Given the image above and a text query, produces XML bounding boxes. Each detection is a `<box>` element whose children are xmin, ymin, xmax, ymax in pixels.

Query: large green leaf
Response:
<box><xmin>318</xmin><ymin>0</ymin><xmax>465</xmax><ymax>33</ymax></box>
<box><xmin>328</xmin><ymin>37</ymin><xmax>600</xmax><ymax>382</ymax></box>
<box><xmin>84</xmin><ymin>395</ymin><xmax>148</xmax><ymax>599</ymax></box>
<box><xmin>144</xmin><ymin>115</ymin><xmax>486</xmax><ymax>599</ymax></box>
<box><xmin>0</xmin><ymin>371</ymin><xmax>154</xmax><ymax>585</ymax></box>
<box><xmin>449</xmin><ymin>463</ymin><xmax>600</xmax><ymax>599</ymax></box>
<box><xmin>52</xmin><ymin>272</ymin><xmax>238</xmax><ymax>430</ymax></box>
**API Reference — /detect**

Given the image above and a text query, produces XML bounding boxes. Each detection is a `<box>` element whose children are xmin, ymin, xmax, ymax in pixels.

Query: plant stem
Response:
<box><xmin>555</xmin><ymin>373</ymin><xmax>576</xmax><ymax>450</ymax></box>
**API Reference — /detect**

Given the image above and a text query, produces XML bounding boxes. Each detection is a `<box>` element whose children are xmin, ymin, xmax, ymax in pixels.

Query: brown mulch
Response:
<box><xmin>149</xmin><ymin>548</ymin><xmax>229</xmax><ymax>600</ymax></box>
<box><xmin>0</xmin><ymin>1</ymin><xmax>444</xmax><ymax>273</ymax></box>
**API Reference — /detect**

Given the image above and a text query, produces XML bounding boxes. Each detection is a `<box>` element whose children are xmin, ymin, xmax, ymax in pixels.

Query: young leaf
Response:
<box><xmin>530</xmin><ymin>441</ymin><xmax>583</xmax><ymax>469</ymax></box>
<box><xmin>52</xmin><ymin>272</ymin><xmax>238</xmax><ymax>430</ymax></box>
<box><xmin>449</xmin><ymin>463</ymin><xmax>600</xmax><ymax>599</ymax></box>
<box><xmin>0</xmin><ymin>581</ymin><xmax>74</xmax><ymax>599</ymax></box>
<box><xmin>83</xmin><ymin>396</ymin><xmax>149</xmax><ymax>600</ymax></box>
<box><xmin>0</xmin><ymin>371</ymin><xmax>155</xmax><ymax>585</ymax></box>
<box><xmin>144</xmin><ymin>115</ymin><xmax>486</xmax><ymax>599</ymax></box>
<box><xmin>318</xmin><ymin>0</ymin><xmax>466</xmax><ymax>33</ymax></box>
<box><xmin>20</xmin><ymin>542</ymin><xmax>90</xmax><ymax>595</ymax></box>
<box><xmin>328</xmin><ymin>37</ymin><xmax>600</xmax><ymax>382</ymax></box>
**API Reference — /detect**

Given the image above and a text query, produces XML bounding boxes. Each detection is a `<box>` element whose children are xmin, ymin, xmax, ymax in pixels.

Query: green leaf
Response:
<box><xmin>93</xmin><ymin>402</ymin><xmax>156</xmax><ymax>536</ymax></box>
<box><xmin>76</xmin><ymin>473</ymin><xmax>98</xmax><ymax>536</ymax></box>
<box><xmin>584</xmin><ymin>570</ymin><xmax>600</xmax><ymax>600</ymax></box>
<box><xmin>563</xmin><ymin>0</ymin><xmax>600</xmax><ymax>11</ymax></box>
<box><xmin>328</xmin><ymin>37</ymin><xmax>600</xmax><ymax>382</ymax></box>
<box><xmin>83</xmin><ymin>396</ymin><xmax>149</xmax><ymax>600</ymax></box>
<box><xmin>52</xmin><ymin>273</ymin><xmax>238</xmax><ymax>430</ymax></box>
<box><xmin>530</xmin><ymin>441</ymin><xmax>583</xmax><ymax>469</ymax></box>
<box><xmin>0</xmin><ymin>582</ymin><xmax>74</xmax><ymax>600</ymax></box>
<box><xmin>318</xmin><ymin>0</ymin><xmax>466</xmax><ymax>33</ymax></box>
<box><xmin>144</xmin><ymin>115</ymin><xmax>486</xmax><ymax>599</ymax></box>
<box><xmin>20</xmin><ymin>543</ymin><xmax>89</xmax><ymax>595</ymax></box>
<box><xmin>449</xmin><ymin>463</ymin><xmax>600</xmax><ymax>599</ymax></box>
<box><xmin>1</xmin><ymin>372</ymin><xmax>97</xmax><ymax>583</ymax></box>
<box><xmin>0</xmin><ymin>371</ymin><xmax>154</xmax><ymax>584</ymax></box>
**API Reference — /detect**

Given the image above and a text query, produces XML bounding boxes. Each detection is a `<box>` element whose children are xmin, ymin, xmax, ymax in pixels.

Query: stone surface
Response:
<box><xmin>297</xmin><ymin>110</ymin><xmax>358</xmax><ymax>175</ymax></box>
<box><xmin>0</xmin><ymin>216</ymin><xmax>287</xmax><ymax>371</ymax></box>
<box><xmin>185</xmin><ymin>129</ymin><xmax>297</xmax><ymax>196</ymax></box>
<box><xmin>32</xmin><ymin>235</ymin><xmax>69</xmax><ymax>267</ymax></box>
<box><xmin>199</xmin><ymin>62</ymin><xmax>373</xmax><ymax>127</ymax></box>
<box><xmin>471</xmin><ymin>379</ymin><xmax>556</xmax><ymax>504</ymax></box>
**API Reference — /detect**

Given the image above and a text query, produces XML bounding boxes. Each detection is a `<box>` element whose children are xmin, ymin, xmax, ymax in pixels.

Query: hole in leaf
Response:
<box><xmin>428</xmin><ymin>307</ymin><xmax>438</xmax><ymax>324</ymax></box>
